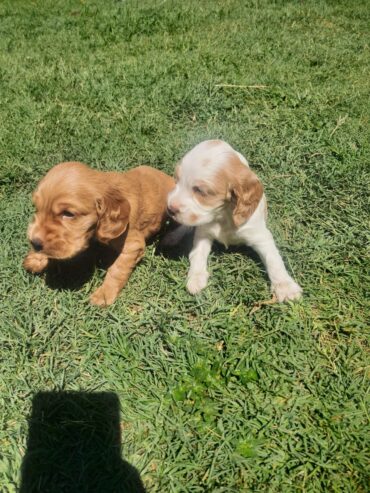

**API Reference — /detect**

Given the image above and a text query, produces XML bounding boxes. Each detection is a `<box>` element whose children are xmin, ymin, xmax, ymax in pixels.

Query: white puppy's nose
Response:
<box><xmin>167</xmin><ymin>203</ymin><xmax>180</xmax><ymax>216</ymax></box>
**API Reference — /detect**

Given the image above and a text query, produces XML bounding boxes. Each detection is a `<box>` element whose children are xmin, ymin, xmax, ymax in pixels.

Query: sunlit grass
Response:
<box><xmin>0</xmin><ymin>0</ymin><xmax>369</xmax><ymax>491</ymax></box>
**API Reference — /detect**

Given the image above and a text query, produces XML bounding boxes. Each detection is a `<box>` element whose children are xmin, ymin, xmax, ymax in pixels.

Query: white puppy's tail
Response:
<box><xmin>161</xmin><ymin>225</ymin><xmax>193</xmax><ymax>247</ymax></box>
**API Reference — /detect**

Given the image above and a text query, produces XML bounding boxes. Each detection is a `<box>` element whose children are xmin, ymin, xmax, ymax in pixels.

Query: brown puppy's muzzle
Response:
<box><xmin>30</xmin><ymin>237</ymin><xmax>43</xmax><ymax>252</ymax></box>
<box><xmin>28</xmin><ymin>222</ymin><xmax>92</xmax><ymax>260</ymax></box>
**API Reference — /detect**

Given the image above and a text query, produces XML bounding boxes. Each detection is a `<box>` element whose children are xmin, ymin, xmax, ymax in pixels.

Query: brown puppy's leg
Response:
<box><xmin>23</xmin><ymin>251</ymin><xmax>49</xmax><ymax>273</ymax></box>
<box><xmin>90</xmin><ymin>233</ymin><xmax>145</xmax><ymax>307</ymax></box>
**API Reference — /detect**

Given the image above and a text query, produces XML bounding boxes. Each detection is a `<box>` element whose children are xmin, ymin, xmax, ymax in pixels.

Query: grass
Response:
<box><xmin>0</xmin><ymin>0</ymin><xmax>369</xmax><ymax>491</ymax></box>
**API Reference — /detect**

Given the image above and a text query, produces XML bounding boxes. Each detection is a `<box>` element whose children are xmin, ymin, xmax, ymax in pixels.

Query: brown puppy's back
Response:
<box><xmin>108</xmin><ymin>166</ymin><xmax>175</xmax><ymax>239</ymax></box>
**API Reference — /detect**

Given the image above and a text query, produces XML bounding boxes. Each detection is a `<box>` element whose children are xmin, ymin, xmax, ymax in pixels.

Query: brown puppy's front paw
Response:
<box><xmin>23</xmin><ymin>252</ymin><xmax>49</xmax><ymax>273</ymax></box>
<box><xmin>90</xmin><ymin>285</ymin><xmax>118</xmax><ymax>307</ymax></box>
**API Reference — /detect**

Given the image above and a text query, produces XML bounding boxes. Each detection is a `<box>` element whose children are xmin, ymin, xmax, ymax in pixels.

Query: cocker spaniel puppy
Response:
<box><xmin>167</xmin><ymin>140</ymin><xmax>302</xmax><ymax>302</ymax></box>
<box><xmin>23</xmin><ymin>162</ymin><xmax>175</xmax><ymax>306</ymax></box>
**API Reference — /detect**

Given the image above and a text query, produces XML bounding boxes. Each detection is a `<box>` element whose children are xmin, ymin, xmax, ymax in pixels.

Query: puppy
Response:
<box><xmin>167</xmin><ymin>140</ymin><xmax>302</xmax><ymax>302</ymax></box>
<box><xmin>23</xmin><ymin>162</ymin><xmax>175</xmax><ymax>306</ymax></box>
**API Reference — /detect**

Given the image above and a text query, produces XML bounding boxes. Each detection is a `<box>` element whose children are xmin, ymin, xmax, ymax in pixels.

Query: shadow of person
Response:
<box><xmin>44</xmin><ymin>242</ymin><xmax>119</xmax><ymax>291</ymax></box>
<box><xmin>20</xmin><ymin>391</ymin><xmax>146</xmax><ymax>493</ymax></box>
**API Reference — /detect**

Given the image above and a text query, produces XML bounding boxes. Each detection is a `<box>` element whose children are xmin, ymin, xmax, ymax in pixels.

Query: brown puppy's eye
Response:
<box><xmin>193</xmin><ymin>186</ymin><xmax>207</xmax><ymax>197</ymax></box>
<box><xmin>61</xmin><ymin>210</ymin><xmax>75</xmax><ymax>219</ymax></box>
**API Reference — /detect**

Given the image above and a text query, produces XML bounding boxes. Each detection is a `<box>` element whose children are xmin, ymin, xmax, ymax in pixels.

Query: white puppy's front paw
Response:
<box><xmin>187</xmin><ymin>271</ymin><xmax>209</xmax><ymax>295</ymax></box>
<box><xmin>272</xmin><ymin>279</ymin><xmax>302</xmax><ymax>303</ymax></box>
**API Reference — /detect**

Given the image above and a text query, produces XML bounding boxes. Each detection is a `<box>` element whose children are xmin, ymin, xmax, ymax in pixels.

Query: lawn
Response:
<box><xmin>0</xmin><ymin>0</ymin><xmax>369</xmax><ymax>491</ymax></box>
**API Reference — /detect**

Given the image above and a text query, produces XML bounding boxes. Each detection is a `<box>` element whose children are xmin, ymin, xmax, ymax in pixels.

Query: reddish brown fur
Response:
<box><xmin>23</xmin><ymin>162</ymin><xmax>175</xmax><ymax>306</ymax></box>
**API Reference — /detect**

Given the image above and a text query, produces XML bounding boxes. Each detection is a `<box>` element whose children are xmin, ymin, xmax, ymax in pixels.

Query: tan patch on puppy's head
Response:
<box><xmin>190</xmin><ymin>176</ymin><xmax>228</xmax><ymax>209</ymax></box>
<box><xmin>224</xmin><ymin>155</ymin><xmax>264</xmax><ymax>227</ymax></box>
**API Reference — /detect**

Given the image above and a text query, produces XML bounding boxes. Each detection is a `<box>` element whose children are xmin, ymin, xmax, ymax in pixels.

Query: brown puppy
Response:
<box><xmin>23</xmin><ymin>162</ymin><xmax>175</xmax><ymax>306</ymax></box>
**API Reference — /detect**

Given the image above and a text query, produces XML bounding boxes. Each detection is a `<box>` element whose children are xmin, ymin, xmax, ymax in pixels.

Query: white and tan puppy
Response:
<box><xmin>167</xmin><ymin>140</ymin><xmax>302</xmax><ymax>302</ymax></box>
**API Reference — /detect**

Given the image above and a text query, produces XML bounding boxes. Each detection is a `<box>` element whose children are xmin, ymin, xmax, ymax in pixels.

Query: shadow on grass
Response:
<box><xmin>44</xmin><ymin>220</ymin><xmax>185</xmax><ymax>291</ymax></box>
<box><xmin>45</xmin><ymin>242</ymin><xmax>119</xmax><ymax>291</ymax></box>
<box><xmin>156</xmin><ymin>225</ymin><xmax>267</xmax><ymax>279</ymax></box>
<box><xmin>155</xmin><ymin>224</ymin><xmax>194</xmax><ymax>260</ymax></box>
<box><xmin>44</xmin><ymin>222</ymin><xmax>267</xmax><ymax>291</ymax></box>
<box><xmin>214</xmin><ymin>244</ymin><xmax>267</xmax><ymax>281</ymax></box>
<box><xmin>213</xmin><ymin>243</ymin><xmax>269</xmax><ymax>283</ymax></box>
<box><xmin>20</xmin><ymin>391</ymin><xmax>146</xmax><ymax>493</ymax></box>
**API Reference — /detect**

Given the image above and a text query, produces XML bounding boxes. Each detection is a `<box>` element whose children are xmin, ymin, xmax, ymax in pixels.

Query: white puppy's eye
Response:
<box><xmin>61</xmin><ymin>210</ymin><xmax>75</xmax><ymax>219</ymax></box>
<box><xmin>192</xmin><ymin>186</ymin><xmax>207</xmax><ymax>197</ymax></box>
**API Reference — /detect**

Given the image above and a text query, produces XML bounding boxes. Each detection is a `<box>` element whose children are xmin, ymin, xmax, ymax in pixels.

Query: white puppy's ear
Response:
<box><xmin>229</xmin><ymin>161</ymin><xmax>264</xmax><ymax>228</ymax></box>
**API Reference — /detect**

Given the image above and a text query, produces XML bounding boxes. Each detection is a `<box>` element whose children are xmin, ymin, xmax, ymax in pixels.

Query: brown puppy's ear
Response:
<box><xmin>95</xmin><ymin>188</ymin><xmax>131</xmax><ymax>243</ymax></box>
<box><xmin>229</xmin><ymin>159</ymin><xmax>264</xmax><ymax>228</ymax></box>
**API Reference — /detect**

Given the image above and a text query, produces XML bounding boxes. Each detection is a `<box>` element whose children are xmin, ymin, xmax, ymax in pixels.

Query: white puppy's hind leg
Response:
<box><xmin>187</xmin><ymin>228</ymin><xmax>212</xmax><ymax>294</ymax></box>
<box><xmin>244</xmin><ymin>226</ymin><xmax>302</xmax><ymax>302</ymax></box>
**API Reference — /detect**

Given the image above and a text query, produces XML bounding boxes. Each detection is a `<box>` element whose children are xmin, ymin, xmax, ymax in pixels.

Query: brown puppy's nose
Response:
<box><xmin>31</xmin><ymin>238</ymin><xmax>43</xmax><ymax>252</ymax></box>
<box><xmin>167</xmin><ymin>204</ymin><xmax>180</xmax><ymax>216</ymax></box>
